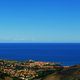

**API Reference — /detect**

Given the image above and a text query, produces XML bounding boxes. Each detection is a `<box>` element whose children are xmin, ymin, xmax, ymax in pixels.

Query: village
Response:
<box><xmin>0</xmin><ymin>59</ymin><xmax>63</xmax><ymax>80</ymax></box>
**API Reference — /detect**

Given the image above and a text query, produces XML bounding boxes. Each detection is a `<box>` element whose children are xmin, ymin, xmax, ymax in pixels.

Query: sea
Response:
<box><xmin>0</xmin><ymin>43</ymin><xmax>80</xmax><ymax>66</ymax></box>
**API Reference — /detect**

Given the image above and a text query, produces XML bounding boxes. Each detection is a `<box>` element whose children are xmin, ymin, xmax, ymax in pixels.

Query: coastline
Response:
<box><xmin>0</xmin><ymin>59</ymin><xmax>80</xmax><ymax>80</ymax></box>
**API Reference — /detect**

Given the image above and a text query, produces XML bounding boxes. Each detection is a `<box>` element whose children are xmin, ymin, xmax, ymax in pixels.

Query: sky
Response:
<box><xmin>0</xmin><ymin>0</ymin><xmax>80</xmax><ymax>43</ymax></box>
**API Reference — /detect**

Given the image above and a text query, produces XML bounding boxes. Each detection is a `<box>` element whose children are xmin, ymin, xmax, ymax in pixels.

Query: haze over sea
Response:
<box><xmin>0</xmin><ymin>43</ymin><xmax>80</xmax><ymax>66</ymax></box>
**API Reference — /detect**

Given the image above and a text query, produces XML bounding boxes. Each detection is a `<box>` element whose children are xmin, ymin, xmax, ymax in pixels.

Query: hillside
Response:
<box><xmin>43</xmin><ymin>64</ymin><xmax>80</xmax><ymax>80</ymax></box>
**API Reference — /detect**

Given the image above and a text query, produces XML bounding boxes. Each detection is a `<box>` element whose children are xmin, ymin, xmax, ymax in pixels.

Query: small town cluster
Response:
<box><xmin>0</xmin><ymin>59</ymin><xmax>63</xmax><ymax>80</ymax></box>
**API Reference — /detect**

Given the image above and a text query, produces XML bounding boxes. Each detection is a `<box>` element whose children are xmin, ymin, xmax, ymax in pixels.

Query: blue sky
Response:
<box><xmin>0</xmin><ymin>0</ymin><xmax>80</xmax><ymax>43</ymax></box>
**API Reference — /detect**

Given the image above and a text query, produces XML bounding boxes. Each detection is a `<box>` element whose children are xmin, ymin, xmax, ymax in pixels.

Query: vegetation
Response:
<box><xmin>43</xmin><ymin>64</ymin><xmax>80</xmax><ymax>80</ymax></box>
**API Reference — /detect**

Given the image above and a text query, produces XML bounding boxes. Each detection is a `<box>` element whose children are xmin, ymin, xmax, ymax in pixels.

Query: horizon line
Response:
<box><xmin>0</xmin><ymin>42</ymin><xmax>80</xmax><ymax>44</ymax></box>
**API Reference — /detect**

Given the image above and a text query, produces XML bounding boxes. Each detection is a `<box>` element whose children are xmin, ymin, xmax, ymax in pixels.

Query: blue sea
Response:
<box><xmin>0</xmin><ymin>43</ymin><xmax>80</xmax><ymax>66</ymax></box>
